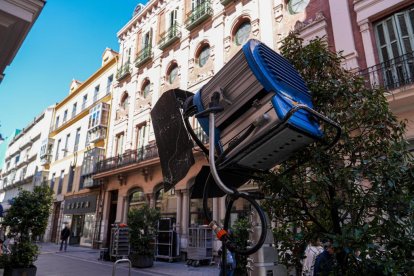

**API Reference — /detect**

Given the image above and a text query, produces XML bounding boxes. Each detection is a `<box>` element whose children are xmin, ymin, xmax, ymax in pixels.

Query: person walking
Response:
<box><xmin>60</xmin><ymin>224</ymin><xmax>71</xmax><ymax>252</ymax></box>
<box><xmin>314</xmin><ymin>241</ymin><xmax>336</xmax><ymax>276</ymax></box>
<box><xmin>302</xmin><ymin>238</ymin><xmax>323</xmax><ymax>276</ymax></box>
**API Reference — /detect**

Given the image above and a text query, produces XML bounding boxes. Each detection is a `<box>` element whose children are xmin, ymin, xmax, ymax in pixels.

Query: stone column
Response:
<box><xmin>219</xmin><ymin>196</ymin><xmax>226</xmax><ymax>223</ymax></box>
<box><xmin>181</xmin><ymin>189</ymin><xmax>189</xmax><ymax>235</ymax></box>
<box><xmin>213</xmin><ymin>197</ymin><xmax>218</xmax><ymax>222</ymax></box>
<box><xmin>176</xmin><ymin>190</ymin><xmax>183</xmax><ymax>234</ymax></box>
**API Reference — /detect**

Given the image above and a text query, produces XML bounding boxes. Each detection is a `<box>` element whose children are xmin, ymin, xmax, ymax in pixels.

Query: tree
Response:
<box><xmin>3</xmin><ymin>184</ymin><xmax>53</xmax><ymax>269</ymax></box>
<box><xmin>261</xmin><ymin>33</ymin><xmax>414</xmax><ymax>275</ymax></box>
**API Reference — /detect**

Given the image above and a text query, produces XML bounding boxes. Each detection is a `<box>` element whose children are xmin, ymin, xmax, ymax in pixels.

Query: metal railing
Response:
<box><xmin>116</xmin><ymin>62</ymin><xmax>132</xmax><ymax>80</ymax></box>
<box><xmin>185</xmin><ymin>0</ymin><xmax>213</xmax><ymax>31</ymax></box>
<box><xmin>135</xmin><ymin>46</ymin><xmax>152</xmax><ymax>67</ymax></box>
<box><xmin>158</xmin><ymin>24</ymin><xmax>181</xmax><ymax>50</ymax></box>
<box><xmin>359</xmin><ymin>52</ymin><xmax>414</xmax><ymax>92</ymax></box>
<box><xmin>97</xmin><ymin>144</ymin><xmax>158</xmax><ymax>173</ymax></box>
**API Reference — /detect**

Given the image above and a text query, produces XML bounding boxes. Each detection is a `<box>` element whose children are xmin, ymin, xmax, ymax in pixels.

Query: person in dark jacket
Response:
<box><xmin>60</xmin><ymin>224</ymin><xmax>71</xmax><ymax>252</ymax></box>
<box><xmin>314</xmin><ymin>241</ymin><xmax>335</xmax><ymax>276</ymax></box>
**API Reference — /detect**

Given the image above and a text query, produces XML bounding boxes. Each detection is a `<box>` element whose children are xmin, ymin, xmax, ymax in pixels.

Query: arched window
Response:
<box><xmin>128</xmin><ymin>188</ymin><xmax>146</xmax><ymax>211</ymax></box>
<box><xmin>155</xmin><ymin>186</ymin><xmax>176</xmax><ymax>217</ymax></box>
<box><xmin>120</xmin><ymin>93</ymin><xmax>129</xmax><ymax>110</ymax></box>
<box><xmin>167</xmin><ymin>63</ymin><xmax>179</xmax><ymax>84</ymax></box>
<box><xmin>197</xmin><ymin>44</ymin><xmax>210</xmax><ymax>67</ymax></box>
<box><xmin>141</xmin><ymin>80</ymin><xmax>151</xmax><ymax>98</ymax></box>
<box><xmin>234</xmin><ymin>21</ymin><xmax>251</xmax><ymax>46</ymax></box>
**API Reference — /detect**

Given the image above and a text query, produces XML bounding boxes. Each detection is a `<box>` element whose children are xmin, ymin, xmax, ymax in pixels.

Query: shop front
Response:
<box><xmin>63</xmin><ymin>194</ymin><xmax>98</xmax><ymax>247</ymax></box>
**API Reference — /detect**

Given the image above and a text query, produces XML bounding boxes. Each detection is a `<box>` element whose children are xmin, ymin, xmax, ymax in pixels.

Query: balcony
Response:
<box><xmin>185</xmin><ymin>1</ymin><xmax>213</xmax><ymax>31</ymax></box>
<box><xmin>97</xmin><ymin>143</ymin><xmax>158</xmax><ymax>174</ymax></box>
<box><xmin>116</xmin><ymin>62</ymin><xmax>132</xmax><ymax>80</ymax></box>
<box><xmin>158</xmin><ymin>25</ymin><xmax>181</xmax><ymax>50</ymax></box>
<box><xmin>220</xmin><ymin>0</ymin><xmax>233</xmax><ymax>5</ymax></box>
<box><xmin>359</xmin><ymin>52</ymin><xmax>414</xmax><ymax>92</ymax></box>
<box><xmin>135</xmin><ymin>46</ymin><xmax>153</xmax><ymax>67</ymax></box>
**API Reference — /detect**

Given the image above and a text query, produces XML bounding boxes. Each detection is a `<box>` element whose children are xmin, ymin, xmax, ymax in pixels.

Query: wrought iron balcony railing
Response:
<box><xmin>116</xmin><ymin>62</ymin><xmax>132</xmax><ymax>80</ymax></box>
<box><xmin>97</xmin><ymin>143</ymin><xmax>158</xmax><ymax>173</ymax></box>
<box><xmin>158</xmin><ymin>24</ymin><xmax>181</xmax><ymax>50</ymax></box>
<box><xmin>359</xmin><ymin>52</ymin><xmax>414</xmax><ymax>92</ymax></box>
<box><xmin>135</xmin><ymin>46</ymin><xmax>152</xmax><ymax>67</ymax></box>
<box><xmin>185</xmin><ymin>1</ymin><xmax>213</xmax><ymax>31</ymax></box>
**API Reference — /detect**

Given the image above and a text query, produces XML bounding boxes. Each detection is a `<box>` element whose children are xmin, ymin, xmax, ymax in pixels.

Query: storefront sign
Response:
<box><xmin>63</xmin><ymin>194</ymin><xmax>97</xmax><ymax>214</ymax></box>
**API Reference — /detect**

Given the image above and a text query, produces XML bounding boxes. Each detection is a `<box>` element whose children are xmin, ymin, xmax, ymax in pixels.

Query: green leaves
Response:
<box><xmin>2</xmin><ymin>184</ymin><xmax>53</xmax><ymax>268</ymax></box>
<box><xmin>127</xmin><ymin>204</ymin><xmax>160</xmax><ymax>256</ymax></box>
<box><xmin>262</xmin><ymin>32</ymin><xmax>414</xmax><ymax>275</ymax></box>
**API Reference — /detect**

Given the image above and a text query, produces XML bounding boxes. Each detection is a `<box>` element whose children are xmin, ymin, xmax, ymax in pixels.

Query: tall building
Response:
<box><xmin>92</xmin><ymin>0</ymin><xmax>414</xmax><ymax>259</ymax></box>
<box><xmin>0</xmin><ymin>0</ymin><xmax>46</xmax><ymax>84</ymax></box>
<box><xmin>93</xmin><ymin>0</ymin><xmax>286</xmax><ymax>256</ymax></box>
<box><xmin>0</xmin><ymin>107</ymin><xmax>53</xmax><ymax>212</ymax></box>
<box><xmin>43</xmin><ymin>49</ymin><xmax>117</xmax><ymax>247</ymax></box>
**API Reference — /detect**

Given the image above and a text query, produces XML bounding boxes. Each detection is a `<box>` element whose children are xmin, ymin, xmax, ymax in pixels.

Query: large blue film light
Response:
<box><xmin>192</xmin><ymin>39</ymin><xmax>323</xmax><ymax>171</ymax></box>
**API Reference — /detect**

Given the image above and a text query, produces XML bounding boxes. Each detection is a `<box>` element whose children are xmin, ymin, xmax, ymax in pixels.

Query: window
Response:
<box><xmin>82</xmin><ymin>94</ymin><xmax>88</xmax><ymax>110</ymax></box>
<box><xmin>197</xmin><ymin>45</ymin><xmax>210</xmax><ymax>67</ymax></box>
<box><xmin>120</xmin><ymin>93</ymin><xmax>130</xmax><ymax>110</ymax></box>
<box><xmin>288</xmin><ymin>0</ymin><xmax>310</xmax><ymax>14</ymax></box>
<box><xmin>168</xmin><ymin>63</ymin><xmax>178</xmax><ymax>84</ymax></box>
<box><xmin>115</xmin><ymin>133</ymin><xmax>125</xmax><ymax>156</ymax></box>
<box><xmin>168</xmin><ymin>8</ymin><xmax>178</xmax><ymax>36</ymax></box>
<box><xmin>234</xmin><ymin>21</ymin><xmax>251</xmax><ymax>46</ymax></box>
<box><xmin>374</xmin><ymin>7</ymin><xmax>414</xmax><ymax>88</ymax></box>
<box><xmin>74</xmin><ymin>128</ymin><xmax>81</xmax><ymax>152</ymax></box>
<box><xmin>15</xmin><ymin>154</ymin><xmax>20</xmax><ymax>164</ymax></box>
<box><xmin>63</xmin><ymin>110</ymin><xmax>68</xmax><ymax>123</ymax></box>
<box><xmin>128</xmin><ymin>189</ymin><xmax>146</xmax><ymax>211</ymax></box>
<box><xmin>106</xmin><ymin>75</ymin><xmax>113</xmax><ymax>94</ymax></box>
<box><xmin>141</xmin><ymin>80</ymin><xmax>151</xmax><ymax>98</ymax></box>
<box><xmin>67</xmin><ymin>165</ymin><xmax>75</xmax><ymax>192</ymax></box>
<box><xmin>136</xmin><ymin>123</ymin><xmax>148</xmax><ymax>150</ymax></box>
<box><xmin>88</xmin><ymin>103</ymin><xmax>109</xmax><ymax>130</ymax></box>
<box><xmin>93</xmin><ymin>85</ymin><xmax>100</xmax><ymax>102</ymax></box>
<box><xmin>155</xmin><ymin>186</ymin><xmax>177</xmax><ymax>216</ymax></box>
<box><xmin>64</xmin><ymin>134</ymin><xmax>70</xmax><ymax>157</ymax></box>
<box><xmin>55</xmin><ymin>116</ymin><xmax>60</xmax><ymax>130</ymax></box>
<box><xmin>50</xmin><ymin>173</ymin><xmax>56</xmax><ymax>191</ymax></box>
<box><xmin>72</xmin><ymin>103</ymin><xmax>77</xmax><ymax>118</ymax></box>
<box><xmin>143</xmin><ymin>30</ymin><xmax>152</xmax><ymax>49</ymax></box>
<box><xmin>55</xmin><ymin>139</ymin><xmax>61</xmax><ymax>161</ymax></box>
<box><xmin>58</xmin><ymin>170</ymin><xmax>64</xmax><ymax>194</ymax></box>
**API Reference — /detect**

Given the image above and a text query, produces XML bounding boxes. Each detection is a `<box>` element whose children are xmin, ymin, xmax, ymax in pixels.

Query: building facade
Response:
<box><xmin>43</xmin><ymin>49</ymin><xmax>118</xmax><ymax>248</ymax></box>
<box><xmin>0</xmin><ymin>107</ymin><xmax>53</xmax><ymax>212</ymax></box>
<box><xmin>91</xmin><ymin>0</ymin><xmax>414</xmax><ymax>257</ymax></box>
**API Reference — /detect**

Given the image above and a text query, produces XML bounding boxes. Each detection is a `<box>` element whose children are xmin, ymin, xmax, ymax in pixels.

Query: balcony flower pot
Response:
<box><xmin>127</xmin><ymin>204</ymin><xmax>160</xmax><ymax>268</ymax></box>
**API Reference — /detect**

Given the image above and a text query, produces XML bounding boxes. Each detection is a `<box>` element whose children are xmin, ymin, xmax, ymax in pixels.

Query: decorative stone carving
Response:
<box><xmin>252</xmin><ymin>19</ymin><xmax>260</xmax><ymax>36</ymax></box>
<box><xmin>274</xmin><ymin>4</ymin><xmax>284</xmax><ymax>22</ymax></box>
<box><xmin>224</xmin><ymin>36</ymin><xmax>231</xmax><ymax>52</ymax></box>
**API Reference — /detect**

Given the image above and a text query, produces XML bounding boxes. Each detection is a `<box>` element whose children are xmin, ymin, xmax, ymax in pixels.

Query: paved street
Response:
<box><xmin>35</xmin><ymin>243</ymin><xmax>218</xmax><ymax>276</ymax></box>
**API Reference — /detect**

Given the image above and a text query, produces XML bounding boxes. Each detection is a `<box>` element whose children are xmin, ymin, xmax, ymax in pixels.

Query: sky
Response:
<box><xmin>0</xmin><ymin>0</ymin><xmax>146</xmax><ymax>138</ymax></box>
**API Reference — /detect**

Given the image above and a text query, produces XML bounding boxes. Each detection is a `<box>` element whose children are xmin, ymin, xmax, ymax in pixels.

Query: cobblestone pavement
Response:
<box><xmin>35</xmin><ymin>243</ymin><xmax>218</xmax><ymax>276</ymax></box>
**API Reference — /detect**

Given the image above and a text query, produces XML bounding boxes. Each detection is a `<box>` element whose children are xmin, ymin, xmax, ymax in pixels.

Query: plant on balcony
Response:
<box><xmin>261</xmin><ymin>33</ymin><xmax>414</xmax><ymax>275</ymax></box>
<box><xmin>2</xmin><ymin>185</ymin><xmax>53</xmax><ymax>276</ymax></box>
<box><xmin>127</xmin><ymin>204</ymin><xmax>160</xmax><ymax>268</ymax></box>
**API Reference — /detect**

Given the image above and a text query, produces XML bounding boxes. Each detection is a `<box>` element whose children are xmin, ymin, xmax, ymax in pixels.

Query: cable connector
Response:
<box><xmin>209</xmin><ymin>220</ymin><xmax>228</xmax><ymax>240</ymax></box>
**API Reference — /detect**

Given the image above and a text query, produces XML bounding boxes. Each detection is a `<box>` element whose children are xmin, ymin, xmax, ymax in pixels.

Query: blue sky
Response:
<box><xmin>0</xmin><ymin>0</ymin><xmax>145</xmax><ymax>138</ymax></box>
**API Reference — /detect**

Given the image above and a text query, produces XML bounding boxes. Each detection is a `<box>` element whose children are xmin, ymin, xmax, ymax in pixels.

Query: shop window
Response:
<box><xmin>155</xmin><ymin>186</ymin><xmax>177</xmax><ymax>217</ymax></box>
<box><xmin>128</xmin><ymin>189</ymin><xmax>147</xmax><ymax>211</ymax></box>
<box><xmin>234</xmin><ymin>21</ymin><xmax>251</xmax><ymax>46</ymax></box>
